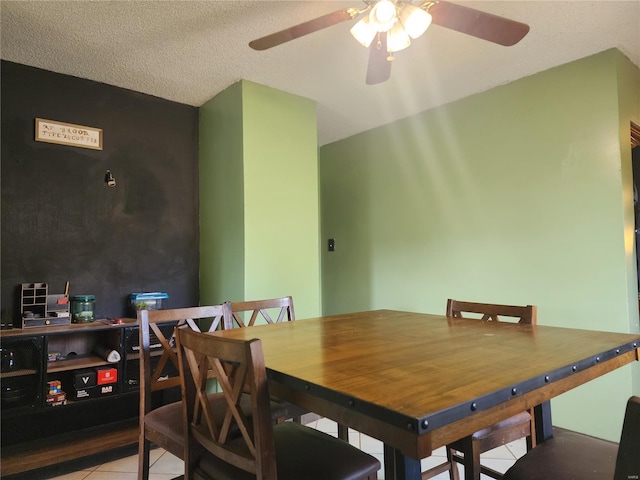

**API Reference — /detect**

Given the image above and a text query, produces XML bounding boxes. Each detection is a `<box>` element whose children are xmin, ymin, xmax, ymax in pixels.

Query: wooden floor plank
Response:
<box><xmin>1</xmin><ymin>419</ymin><xmax>138</xmax><ymax>476</ymax></box>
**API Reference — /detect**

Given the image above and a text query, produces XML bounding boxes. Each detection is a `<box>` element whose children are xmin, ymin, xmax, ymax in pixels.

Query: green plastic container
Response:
<box><xmin>71</xmin><ymin>295</ymin><xmax>95</xmax><ymax>323</ymax></box>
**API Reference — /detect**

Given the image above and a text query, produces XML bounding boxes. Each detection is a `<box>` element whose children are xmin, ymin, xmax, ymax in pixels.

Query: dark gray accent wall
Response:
<box><xmin>1</xmin><ymin>61</ymin><xmax>199</xmax><ymax>323</ymax></box>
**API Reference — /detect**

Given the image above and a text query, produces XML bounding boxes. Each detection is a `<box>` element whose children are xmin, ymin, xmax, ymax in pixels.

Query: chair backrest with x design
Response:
<box><xmin>446</xmin><ymin>299</ymin><xmax>537</xmax><ymax>324</ymax></box>
<box><xmin>177</xmin><ymin>328</ymin><xmax>276</xmax><ymax>479</ymax></box>
<box><xmin>228</xmin><ymin>296</ymin><xmax>295</xmax><ymax>328</ymax></box>
<box><xmin>227</xmin><ymin>296</ymin><xmax>310</xmax><ymax>427</ymax></box>
<box><xmin>139</xmin><ymin>305</ymin><xmax>231</xmax><ymax>398</ymax></box>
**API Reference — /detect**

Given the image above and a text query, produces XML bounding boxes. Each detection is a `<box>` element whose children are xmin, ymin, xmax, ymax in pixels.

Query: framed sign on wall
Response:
<box><xmin>35</xmin><ymin>118</ymin><xmax>103</xmax><ymax>150</ymax></box>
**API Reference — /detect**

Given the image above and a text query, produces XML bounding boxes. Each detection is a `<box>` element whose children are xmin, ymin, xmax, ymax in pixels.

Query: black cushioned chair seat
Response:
<box><xmin>503</xmin><ymin>427</ymin><xmax>618</xmax><ymax>480</ymax></box>
<box><xmin>194</xmin><ymin>422</ymin><xmax>380</xmax><ymax>480</ymax></box>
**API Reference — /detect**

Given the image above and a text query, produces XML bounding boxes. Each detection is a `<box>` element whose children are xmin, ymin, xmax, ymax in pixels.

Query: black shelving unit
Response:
<box><xmin>0</xmin><ymin>319</ymin><xmax>177</xmax><ymax>476</ymax></box>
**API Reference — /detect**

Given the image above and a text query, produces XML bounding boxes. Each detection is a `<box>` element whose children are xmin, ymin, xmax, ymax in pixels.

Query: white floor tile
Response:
<box><xmin>421</xmin><ymin>454</ymin><xmax>451</xmax><ymax>471</ymax></box>
<box><xmin>348</xmin><ymin>430</ymin><xmax>361</xmax><ymax>448</ymax></box>
<box><xmin>506</xmin><ymin>438</ymin><xmax>528</xmax><ymax>458</ymax></box>
<box><xmin>315</xmin><ymin>417</ymin><xmax>338</xmax><ymax>434</ymax></box>
<box><xmin>360</xmin><ymin>433</ymin><xmax>384</xmax><ymax>454</ymax></box>
<box><xmin>46</xmin><ymin>473</ymin><xmax>94</xmax><ymax>480</ymax></box>
<box><xmin>481</xmin><ymin>444</ymin><xmax>517</xmax><ymax>459</ymax></box>
<box><xmin>83</xmin><ymin>472</ymin><xmax>138</xmax><ymax>480</ymax></box>
<box><xmin>431</xmin><ymin>446</ymin><xmax>448</xmax><ymax>456</ymax></box>
<box><xmin>149</xmin><ymin>451</ymin><xmax>184</xmax><ymax>475</ymax></box>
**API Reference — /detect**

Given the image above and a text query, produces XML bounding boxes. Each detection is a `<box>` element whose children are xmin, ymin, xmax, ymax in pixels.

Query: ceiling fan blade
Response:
<box><xmin>249</xmin><ymin>7</ymin><xmax>359</xmax><ymax>50</ymax></box>
<box><xmin>366</xmin><ymin>32</ymin><xmax>392</xmax><ymax>85</ymax></box>
<box><xmin>429</xmin><ymin>0</ymin><xmax>529</xmax><ymax>46</ymax></box>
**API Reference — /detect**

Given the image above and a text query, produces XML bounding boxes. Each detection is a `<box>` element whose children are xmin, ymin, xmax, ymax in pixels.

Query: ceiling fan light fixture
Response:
<box><xmin>350</xmin><ymin>16</ymin><xmax>377</xmax><ymax>47</ymax></box>
<box><xmin>386</xmin><ymin>21</ymin><xmax>411</xmax><ymax>52</ymax></box>
<box><xmin>369</xmin><ymin>0</ymin><xmax>398</xmax><ymax>32</ymax></box>
<box><xmin>399</xmin><ymin>4</ymin><xmax>432</xmax><ymax>39</ymax></box>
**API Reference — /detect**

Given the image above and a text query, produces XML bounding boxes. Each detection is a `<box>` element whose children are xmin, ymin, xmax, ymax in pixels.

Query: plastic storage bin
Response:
<box><xmin>71</xmin><ymin>295</ymin><xmax>96</xmax><ymax>323</ymax></box>
<box><xmin>130</xmin><ymin>292</ymin><xmax>169</xmax><ymax>314</ymax></box>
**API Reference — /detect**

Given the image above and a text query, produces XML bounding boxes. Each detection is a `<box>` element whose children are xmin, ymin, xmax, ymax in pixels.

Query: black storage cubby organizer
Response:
<box><xmin>19</xmin><ymin>282</ymin><xmax>70</xmax><ymax>328</ymax></box>
<box><xmin>20</xmin><ymin>283</ymin><xmax>47</xmax><ymax>320</ymax></box>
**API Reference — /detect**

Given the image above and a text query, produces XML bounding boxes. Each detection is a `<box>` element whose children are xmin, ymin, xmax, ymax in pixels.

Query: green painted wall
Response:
<box><xmin>320</xmin><ymin>49</ymin><xmax>640</xmax><ymax>440</ymax></box>
<box><xmin>241</xmin><ymin>81</ymin><xmax>321</xmax><ymax>319</ymax></box>
<box><xmin>200</xmin><ymin>80</ymin><xmax>321</xmax><ymax>319</ymax></box>
<box><xmin>199</xmin><ymin>82</ymin><xmax>245</xmax><ymax>305</ymax></box>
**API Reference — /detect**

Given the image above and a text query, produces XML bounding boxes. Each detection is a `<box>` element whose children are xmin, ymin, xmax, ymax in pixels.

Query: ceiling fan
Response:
<box><xmin>249</xmin><ymin>0</ymin><xmax>529</xmax><ymax>85</ymax></box>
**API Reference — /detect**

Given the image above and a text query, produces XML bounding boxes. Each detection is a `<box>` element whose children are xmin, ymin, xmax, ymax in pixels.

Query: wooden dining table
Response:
<box><xmin>210</xmin><ymin>309</ymin><xmax>640</xmax><ymax>480</ymax></box>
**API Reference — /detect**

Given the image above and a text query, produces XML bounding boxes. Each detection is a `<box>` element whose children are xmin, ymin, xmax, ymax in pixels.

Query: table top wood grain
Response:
<box><xmin>211</xmin><ymin>309</ymin><xmax>640</xmax><ymax>459</ymax></box>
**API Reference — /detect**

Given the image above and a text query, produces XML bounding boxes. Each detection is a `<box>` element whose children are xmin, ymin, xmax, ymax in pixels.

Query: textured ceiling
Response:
<box><xmin>1</xmin><ymin>0</ymin><xmax>639</xmax><ymax>146</ymax></box>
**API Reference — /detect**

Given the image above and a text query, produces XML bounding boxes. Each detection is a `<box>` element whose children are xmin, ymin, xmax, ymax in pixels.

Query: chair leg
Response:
<box><xmin>138</xmin><ymin>436</ymin><xmax>151</xmax><ymax>480</ymax></box>
<box><xmin>526</xmin><ymin>407</ymin><xmax>536</xmax><ymax>450</ymax></box>
<box><xmin>446</xmin><ymin>447</ymin><xmax>460</xmax><ymax>480</ymax></box>
<box><xmin>463</xmin><ymin>440</ymin><xmax>482</xmax><ymax>480</ymax></box>
<box><xmin>338</xmin><ymin>423</ymin><xmax>349</xmax><ymax>441</ymax></box>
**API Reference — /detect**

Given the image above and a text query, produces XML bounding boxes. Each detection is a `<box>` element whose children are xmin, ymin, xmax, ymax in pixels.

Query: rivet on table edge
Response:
<box><xmin>470</xmin><ymin>402</ymin><xmax>478</xmax><ymax>411</ymax></box>
<box><xmin>407</xmin><ymin>423</ymin><xmax>414</xmax><ymax>431</ymax></box>
<box><xmin>572</xmin><ymin>365</ymin><xmax>577</xmax><ymax>372</ymax></box>
<box><xmin>421</xmin><ymin>419</ymin><xmax>429</xmax><ymax>430</ymax></box>
<box><xmin>304</xmin><ymin>384</ymin><xmax>310</xmax><ymax>390</ymax></box>
<box><xmin>595</xmin><ymin>356</ymin><xmax>600</xmax><ymax>363</ymax></box>
<box><xmin>348</xmin><ymin>398</ymin><xmax>355</xmax><ymax>407</ymax></box>
<box><xmin>544</xmin><ymin>375</ymin><xmax>550</xmax><ymax>383</ymax></box>
<box><xmin>511</xmin><ymin>387</ymin><xmax>517</xmax><ymax>396</ymax></box>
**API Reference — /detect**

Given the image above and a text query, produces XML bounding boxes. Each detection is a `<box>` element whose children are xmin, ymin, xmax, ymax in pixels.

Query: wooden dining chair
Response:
<box><xmin>446</xmin><ymin>299</ymin><xmax>537</xmax><ymax>325</ymax></box>
<box><xmin>176</xmin><ymin>328</ymin><xmax>381</xmax><ymax>480</ymax></box>
<box><xmin>228</xmin><ymin>298</ymin><xmax>304</xmax><ymax>416</ymax></box>
<box><xmin>228</xmin><ymin>296</ymin><xmax>350</xmax><ymax>440</ymax></box>
<box><xmin>422</xmin><ymin>299</ymin><xmax>538</xmax><ymax>480</ymax></box>
<box><xmin>137</xmin><ymin>304</ymin><xmax>231</xmax><ymax>480</ymax></box>
<box><xmin>228</xmin><ymin>296</ymin><xmax>295</xmax><ymax>328</ymax></box>
<box><xmin>503</xmin><ymin>396</ymin><xmax>640</xmax><ymax>480</ymax></box>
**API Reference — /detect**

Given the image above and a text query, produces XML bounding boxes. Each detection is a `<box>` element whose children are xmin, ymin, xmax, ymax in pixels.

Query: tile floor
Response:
<box><xmin>43</xmin><ymin>418</ymin><xmax>526</xmax><ymax>480</ymax></box>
